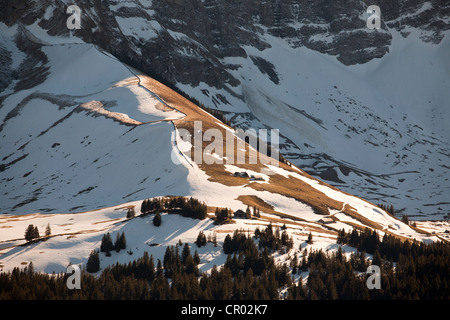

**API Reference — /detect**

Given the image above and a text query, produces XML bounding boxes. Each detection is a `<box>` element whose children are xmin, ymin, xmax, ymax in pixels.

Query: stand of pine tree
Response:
<box><xmin>140</xmin><ymin>196</ymin><xmax>207</xmax><ymax>220</ymax></box>
<box><xmin>0</xmin><ymin>226</ymin><xmax>448</xmax><ymax>300</ymax></box>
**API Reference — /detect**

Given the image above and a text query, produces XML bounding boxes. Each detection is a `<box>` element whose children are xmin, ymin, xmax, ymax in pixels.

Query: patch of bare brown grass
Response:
<box><xmin>138</xmin><ymin>74</ymin><xmax>397</xmax><ymax>238</ymax></box>
<box><xmin>342</xmin><ymin>204</ymin><xmax>384</xmax><ymax>230</ymax></box>
<box><xmin>236</xmin><ymin>195</ymin><xmax>275</xmax><ymax>212</ymax></box>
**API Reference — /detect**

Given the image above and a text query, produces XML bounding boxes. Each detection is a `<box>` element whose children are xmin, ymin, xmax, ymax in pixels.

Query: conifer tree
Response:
<box><xmin>114</xmin><ymin>232</ymin><xmax>126</xmax><ymax>252</ymax></box>
<box><xmin>127</xmin><ymin>207</ymin><xmax>135</xmax><ymax>218</ymax></box>
<box><xmin>26</xmin><ymin>261</ymin><xmax>34</xmax><ymax>276</ymax></box>
<box><xmin>245</xmin><ymin>206</ymin><xmax>251</xmax><ymax>219</ymax></box>
<box><xmin>223</xmin><ymin>234</ymin><xmax>233</xmax><ymax>254</ymax></box>
<box><xmin>24</xmin><ymin>224</ymin><xmax>40</xmax><ymax>242</ymax></box>
<box><xmin>195</xmin><ymin>231</ymin><xmax>207</xmax><ymax>247</ymax></box>
<box><xmin>181</xmin><ymin>243</ymin><xmax>191</xmax><ymax>264</ymax></box>
<box><xmin>337</xmin><ymin>229</ymin><xmax>347</xmax><ymax>244</ymax></box>
<box><xmin>307</xmin><ymin>232</ymin><xmax>313</xmax><ymax>244</ymax></box>
<box><xmin>140</xmin><ymin>199</ymin><xmax>148</xmax><ymax>214</ymax></box>
<box><xmin>402</xmin><ymin>214</ymin><xmax>409</xmax><ymax>225</ymax></box>
<box><xmin>300</xmin><ymin>254</ymin><xmax>308</xmax><ymax>272</ymax></box>
<box><xmin>184</xmin><ymin>254</ymin><xmax>198</xmax><ymax>276</ymax></box>
<box><xmin>25</xmin><ymin>224</ymin><xmax>36</xmax><ymax>241</ymax></box>
<box><xmin>114</xmin><ymin>233</ymin><xmax>121</xmax><ymax>252</ymax></box>
<box><xmin>100</xmin><ymin>233</ymin><xmax>114</xmax><ymax>253</ymax></box>
<box><xmin>153</xmin><ymin>212</ymin><xmax>162</xmax><ymax>227</ymax></box>
<box><xmin>389</xmin><ymin>205</ymin><xmax>395</xmax><ymax>215</ymax></box>
<box><xmin>119</xmin><ymin>232</ymin><xmax>126</xmax><ymax>250</ymax></box>
<box><xmin>194</xmin><ymin>250</ymin><xmax>200</xmax><ymax>265</ymax></box>
<box><xmin>156</xmin><ymin>259</ymin><xmax>163</xmax><ymax>277</ymax></box>
<box><xmin>291</xmin><ymin>255</ymin><xmax>298</xmax><ymax>274</ymax></box>
<box><xmin>45</xmin><ymin>223</ymin><xmax>51</xmax><ymax>237</ymax></box>
<box><xmin>372</xmin><ymin>249</ymin><xmax>383</xmax><ymax>268</ymax></box>
<box><xmin>212</xmin><ymin>233</ymin><xmax>217</xmax><ymax>247</ymax></box>
<box><xmin>215</xmin><ymin>207</ymin><xmax>230</xmax><ymax>224</ymax></box>
<box><xmin>86</xmin><ymin>250</ymin><xmax>100</xmax><ymax>273</ymax></box>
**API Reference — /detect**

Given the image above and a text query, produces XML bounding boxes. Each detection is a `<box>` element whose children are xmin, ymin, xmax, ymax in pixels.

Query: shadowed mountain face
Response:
<box><xmin>1</xmin><ymin>0</ymin><xmax>449</xmax><ymax>219</ymax></box>
<box><xmin>3</xmin><ymin>0</ymin><xmax>448</xmax><ymax>84</ymax></box>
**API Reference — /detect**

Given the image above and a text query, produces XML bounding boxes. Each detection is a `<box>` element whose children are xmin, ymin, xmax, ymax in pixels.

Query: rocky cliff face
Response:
<box><xmin>2</xmin><ymin>0</ymin><xmax>448</xmax><ymax>89</ymax></box>
<box><xmin>1</xmin><ymin>0</ymin><xmax>449</xmax><ymax>219</ymax></box>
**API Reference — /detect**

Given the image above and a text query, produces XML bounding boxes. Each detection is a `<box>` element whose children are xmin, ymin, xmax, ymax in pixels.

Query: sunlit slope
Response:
<box><xmin>0</xmin><ymin>28</ymin><xmax>186</xmax><ymax>214</ymax></box>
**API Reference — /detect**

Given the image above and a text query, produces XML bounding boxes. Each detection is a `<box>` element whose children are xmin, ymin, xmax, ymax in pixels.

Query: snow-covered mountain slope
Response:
<box><xmin>1</xmin><ymin>199</ymin><xmax>447</xmax><ymax>275</ymax></box>
<box><xmin>177</xmin><ymin>30</ymin><xmax>450</xmax><ymax>220</ymax></box>
<box><xmin>0</xmin><ymin>23</ymin><xmax>188</xmax><ymax>214</ymax></box>
<box><xmin>1</xmin><ymin>1</ymin><xmax>448</xmax><ymax>221</ymax></box>
<box><xmin>0</xmin><ymin>20</ymin><xmax>447</xmax><ymax>275</ymax></box>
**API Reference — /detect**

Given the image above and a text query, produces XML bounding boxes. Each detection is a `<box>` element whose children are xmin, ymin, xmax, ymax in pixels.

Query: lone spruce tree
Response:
<box><xmin>45</xmin><ymin>223</ymin><xmax>51</xmax><ymax>237</ymax></box>
<box><xmin>195</xmin><ymin>231</ymin><xmax>207</xmax><ymax>247</ymax></box>
<box><xmin>153</xmin><ymin>212</ymin><xmax>162</xmax><ymax>226</ymax></box>
<box><xmin>307</xmin><ymin>232</ymin><xmax>313</xmax><ymax>244</ymax></box>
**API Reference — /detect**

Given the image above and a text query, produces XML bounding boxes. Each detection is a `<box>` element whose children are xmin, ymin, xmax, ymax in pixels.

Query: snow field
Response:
<box><xmin>0</xmin><ymin>20</ymin><xmax>447</xmax><ymax>282</ymax></box>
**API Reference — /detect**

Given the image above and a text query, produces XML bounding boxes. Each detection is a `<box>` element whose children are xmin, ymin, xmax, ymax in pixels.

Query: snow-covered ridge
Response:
<box><xmin>0</xmin><ymin>12</ymin><xmax>448</xmax><ymax>276</ymax></box>
<box><xmin>179</xmin><ymin>29</ymin><xmax>450</xmax><ymax>220</ymax></box>
<box><xmin>0</xmin><ymin>23</ymin><xmax>188</xmax><ymax>215</ymax></box>
<box><xmin>2</xmin><ymin>1</ymin><xmax>448</xmax><ymax>221</ymax></box>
